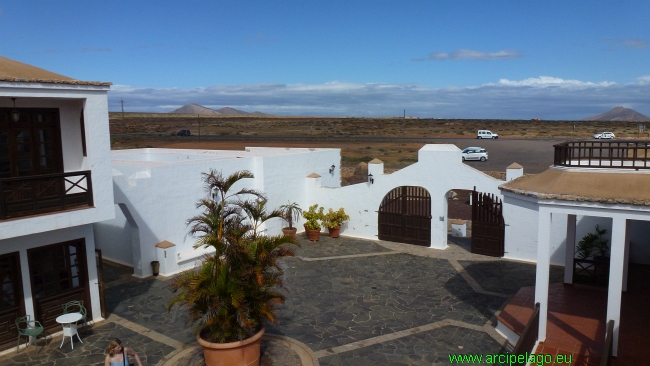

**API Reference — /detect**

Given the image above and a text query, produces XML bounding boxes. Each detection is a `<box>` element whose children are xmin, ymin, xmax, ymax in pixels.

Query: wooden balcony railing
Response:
<box><xmin>511</xmin><ymin>302</ymin><xmax>540</xmax><ymax>365</ymax></box>
<box><xmin>554</xmin><ymin>141</ymin><xmax>650</xmax><ymax>169</ymax></box>
<box><xmin>0</xmin><ymin>171</ymin><xmax>93</xmax><ymax>220</ymax></box>
<box><xmin>600</xmin><ymin>319</ymin><xmax>615</xmax><ymax>366</ymax></box>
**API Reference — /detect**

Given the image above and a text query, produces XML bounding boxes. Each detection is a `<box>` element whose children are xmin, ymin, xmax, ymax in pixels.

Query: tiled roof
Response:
<box><xmin>500</xmin><ymin>167</ymin><xmax>650</xmax><ymax>206</ymax></box>
<box><xmin>0</xmin><ymin>56</ymin><xmax>111</xmax><ymax>86</ymax></box>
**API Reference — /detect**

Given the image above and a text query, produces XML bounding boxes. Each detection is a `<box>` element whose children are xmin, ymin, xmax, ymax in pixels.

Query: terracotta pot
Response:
<box><xmin>304</xmin><ymin>226</ymin><xmax>321</xmax><ymax>241</ymax></box>
<box><xmin>328</xmin><ymin>226</ymin><xmax>341</xmax><ymax>238</ymax></box>
<box><xmin>282</xmin><ymin>227</ymin><xmax>297</xmax><ymax>239</ymax></box>
<box><xmin>197</xmin><ymin>327</ymin><xmax>265</xmax><ymax>366</ymax></box>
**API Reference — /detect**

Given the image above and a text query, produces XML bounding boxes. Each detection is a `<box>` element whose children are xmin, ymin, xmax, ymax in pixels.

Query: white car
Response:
<box><xmin>462</xmin><ymin>147</ymin><xmax>488</xmax><ymax>161</ymax></box>
<box><xmin>593</xmin><ymin>132</ymin><xmax>615</xmax><ymax>139</ymax></box>
<box><xmin>477</xmin><ymin>130</ymin><xmax>499</xmax><ymax>139</ymax></box>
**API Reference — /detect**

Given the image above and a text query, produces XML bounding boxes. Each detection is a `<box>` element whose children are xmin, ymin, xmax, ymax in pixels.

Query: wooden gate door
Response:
<box><xmin>0</xmin><ymin>252</ymin><xmax>24</xmax><ymax>351</ymax></box>
<box><xmin>471</xmin><ymin>189</ymin><xmax>505</xmax><ymax>257</ymax></box>
<box><xmin>95</xmin><ymin>249</ymin><xmax>106</xmax><ymax>319</ymax></box>
<box><xmin>378</xmin><ymin>186</ymin><xmax>431</xmax><ymax>246</ymax></box>
<box><xmin>28</xmin><ymin>239</ymin><xmax>90</xmax><ymax>332</ymax></box>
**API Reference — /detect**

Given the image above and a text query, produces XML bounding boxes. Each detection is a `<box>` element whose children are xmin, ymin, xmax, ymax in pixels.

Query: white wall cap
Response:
<box><xmin>419</xmin><ymin>144</ymin><xmax>460</xmax><ymax>151</ymax></box>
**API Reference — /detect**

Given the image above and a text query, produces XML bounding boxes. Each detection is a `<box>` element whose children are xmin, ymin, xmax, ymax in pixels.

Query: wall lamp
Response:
<box><xmin>329</xmin><ymin>164</ymin><xmax>336</xmax><ymax>173</ymax></box>
<box><xmin>11</xmin><ymin>98</ymin><xmax>20</xmax><ymax>122</ymax></box>
<box><xmin>368</xmin><ymin>173</ymin><xmax>374</xmax><ymax>184</ymax></box>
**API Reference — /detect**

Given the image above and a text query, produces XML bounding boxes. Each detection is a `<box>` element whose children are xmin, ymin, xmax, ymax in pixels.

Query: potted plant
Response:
<box><xmin>322</xmin><ymin>207</ymin><xmax>350</xmax><ymax>238</ymax></box>
<box><xmin>302</xmin><ymin>204</ymin><xmax>324</xmax><ymax>241</ymax></box>
<box><xmin>279</xmin><ymin>202</ymin><xmax>303</xmax><ymax>238</ymax></box>
<box><xmin>168</xmin><ymin>170</ymin><xmax>297</xmax><ymax>366</ymax></box>
<box><xmin>576</xmin><ymin>225</ymin><xmax>609</xmax><ymax>261</ymax></box>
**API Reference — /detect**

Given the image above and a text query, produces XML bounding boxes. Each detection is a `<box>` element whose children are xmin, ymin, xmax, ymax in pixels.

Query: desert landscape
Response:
<box><xmin>109</xmin><ymin>112</ymin><xmax>650</xmax><ymax>177</ymax></box>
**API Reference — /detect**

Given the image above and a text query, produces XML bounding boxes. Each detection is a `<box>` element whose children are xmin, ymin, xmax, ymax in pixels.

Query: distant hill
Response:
<box><xmin>584</xmin><ymin>107</ymin><xmax>650</xmax><ymax>121</ymax></box>
<box><xmin>169</xmin><ymin>103</ymin><xmax>272</xmax><ymax>116</ymax></box>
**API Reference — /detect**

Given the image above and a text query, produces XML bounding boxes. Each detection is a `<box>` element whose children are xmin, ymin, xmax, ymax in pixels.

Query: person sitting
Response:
<box><xmin>105</xmin><ymin>338</ymin><xmax>143</xmax><ymax>366</ymax></box>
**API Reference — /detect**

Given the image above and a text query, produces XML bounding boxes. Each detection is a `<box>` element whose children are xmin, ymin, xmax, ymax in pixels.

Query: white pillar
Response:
<box><xmin>607</xmin><ymin>217</ymin><xmax>626</xmax><ymax>356</ymax></box>
<box><xmin>564</xmin><ymin>214</ymin><xmax>576</xmax><ymax>284</ymax></box>
<box><xmin>622</xmin><ymin>219</ymin><xmax>631</xmax><ymax>292</ymax></box>
<box><xmin>535</xmin><ymin>208</ymin><xmax>552</xmax><ymax>341</ymax></box>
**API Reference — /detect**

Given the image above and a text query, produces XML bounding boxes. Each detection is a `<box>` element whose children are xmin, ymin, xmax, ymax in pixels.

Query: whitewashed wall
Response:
<box><xmin>0</xmin><ymin>224</ymin><xmax>102</xmax><ymax>322</ymax></box>
<box><xmin>0</xmin><ymin>84</ymin><xmax>115</xmax><ymax>240</ymax></box>
<box><xmin>306</xmin><ymin>145</ymin><xmax>503</xmax><ymax>249</ymax></box>
<box><xmin>95</xmin><ymin>148</ymin><xmax>340</xmax><ymax>277</ymax></box>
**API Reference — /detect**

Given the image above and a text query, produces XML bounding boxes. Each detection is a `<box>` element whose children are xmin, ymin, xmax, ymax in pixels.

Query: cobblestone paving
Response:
<box><xmin>458</xmin><ymin>260</ymin><xmax>565</xmax><ymax>295</ymax></box>
<box><xmin>106</xmin><ymin>276</ymin><xmax>197</xmax><ymax>345</ymax></box>
<box><xmin>269</xmin><ymin>253</ymin><xmax>506</xmax><ymax>352</ymax></box>
<box><xmin>319</xmin><ymin>326</ymin><xmax>508</xmax><ymax>366</ymax></box>
<box><xmin>0</xmin><ymin>322</ymin><xmax>174</xmax><ymax>366</ymax></box>
<box><xmin>1</xmin><ymin>235</ymin><xmax>542</xmax><ymax>365</ymax></box>
<box><xmin>295</xmin><ymin>235</ymin><xmax>393</xmax><ymax>258</ymax></box>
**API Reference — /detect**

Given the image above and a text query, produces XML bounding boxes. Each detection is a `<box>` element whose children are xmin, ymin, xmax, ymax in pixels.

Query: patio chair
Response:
<box><xmin>62</xmin><ymin>300</ymin><xmax>88</xmax><ymax>329</ymax></box>
<box><xmin>15</xmin><ymin>315</ymin><xmax>45</xmax><ymax>353</ymax></box>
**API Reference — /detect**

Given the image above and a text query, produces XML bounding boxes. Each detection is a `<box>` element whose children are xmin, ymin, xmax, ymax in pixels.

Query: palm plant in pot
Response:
<box><xmin>302</xmin><ymin>204</ymin><xmax>324</xmax><ymax>241</ymax></box>
<box><xmin>278</xmin><ymin>202</ymin><xmax>302</xmax><ymax>239</ymax></box>
<box><xmin>168</xmin><ymin>170</ymin><xmax>297</xmax><ymax>366</ymax></box>
<box><xmin>322</xmin><ymin>207</ymin><xmax>350</xmax><ymax>238</ymax></box>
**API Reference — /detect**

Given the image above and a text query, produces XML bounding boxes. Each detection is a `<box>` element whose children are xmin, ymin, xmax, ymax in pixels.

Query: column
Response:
<box><xmin>622</xmin><ymin>219</ymin><xmax>631</xmax><ymax>292</ymax></box>
<box><xmin>607</xmin><ymin>216</ymin><xmax>626</xmax><ymax>356</ymax></box>
<box><xmin>535</xmin><ymin>208</ymin><xmax>552</xmax><ymax>341</ymax></box>
<box><xmin>564</xmin><ymin>214</ymin><xmax>576</xmax><ymax>284</ymax></box>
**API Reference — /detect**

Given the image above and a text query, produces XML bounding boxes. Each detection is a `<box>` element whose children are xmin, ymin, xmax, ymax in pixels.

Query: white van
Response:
<box><xmin>477</xmin><ymin>130</ymin><xmax>499</xmax><ymax>139</ymax></box>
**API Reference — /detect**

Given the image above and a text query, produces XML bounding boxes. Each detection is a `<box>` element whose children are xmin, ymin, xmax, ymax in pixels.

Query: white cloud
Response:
<box><xmin>412</xmin><ymin>49</ymin><xmax>521</xmax><ymax>61</ymax></box>
<box><xmin>490</xmin><ymin>76</ymin><xmax>615</xmax><ymax>88</ymax></box>
<box><xmin>108</xmin><ymin>76</ymin><xmax>650</xmax><ymax>120</ymax></box>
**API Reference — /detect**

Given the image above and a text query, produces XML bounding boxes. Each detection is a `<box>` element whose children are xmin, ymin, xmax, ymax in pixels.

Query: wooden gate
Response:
<box><xmin>471</xmin><ymin>189</ymin><xmax>505</xmax><ymax>257</ymax></box>
<box><xmin>378</xmin><ymin>186</ymin><xmax>431</xmax><ymax>246</ymax></box>
<box><xmin>95</xmin><ymin>249</ymin><xmax>106</xmax><ymax>319</ymax></box>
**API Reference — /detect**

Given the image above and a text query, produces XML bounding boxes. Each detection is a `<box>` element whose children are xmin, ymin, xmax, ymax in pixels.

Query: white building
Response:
<box><xmin>0</xmin><ymin>56</ymin><xmax>114</xmax><ymax>352</ymax></box>
<box><xmin>499</xmin><ymin>141</ymin><xmax>650</xmax><ymax>357</ymax></box>
<box><xmin>95</xmin><ymin>144</ymin><xmax>505</xmax><ymax>277</ymax></box>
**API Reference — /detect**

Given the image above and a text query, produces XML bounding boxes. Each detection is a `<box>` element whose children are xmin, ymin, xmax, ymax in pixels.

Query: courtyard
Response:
<box><xmin>0</xmin><ymin>234</ymin><xmax>563</xmax><ymax>365</ymax></box>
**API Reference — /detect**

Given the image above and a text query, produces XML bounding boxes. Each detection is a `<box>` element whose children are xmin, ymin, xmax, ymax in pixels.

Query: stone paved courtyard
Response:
<box><xmin>0</xmin><ymin>234</ymin><xmax>562</xmax><ymax>365</ymax></box>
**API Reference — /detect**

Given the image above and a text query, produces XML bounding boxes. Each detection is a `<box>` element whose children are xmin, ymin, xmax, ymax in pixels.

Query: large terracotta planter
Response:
<box><xmin>197</xmin><ymin>327</ymin><xmax>265</xmax><ymax>366</ymax></box>
<box><xmin>328</xmin><ymin>226</ymin><xmax>341</xmax><ymax>238</ymax></box>
<box><xmin>282</xmin><ymin>227</ymin><xmax>297</xmax><ymax>239</ymax></box>
<box><xmin>304</xmin><ymin>226</ymin><xmax>321</xmax><ymax>241</ymax></box>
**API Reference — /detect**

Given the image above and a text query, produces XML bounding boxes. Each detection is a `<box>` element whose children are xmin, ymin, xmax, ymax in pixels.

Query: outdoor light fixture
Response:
<box><xmin>10</xmin><ymin>98</ymin><xmax>20</xmax><ymax>122</ymax></box>
<box><xmin>329</xmin><ymin>164</ymin><xmax>336</xmax><ymax>173</ymax></box>
<box><xmin>368</xmin><ymin>173</ymin><xmax>374</xmax><ymax>184</ymax></box>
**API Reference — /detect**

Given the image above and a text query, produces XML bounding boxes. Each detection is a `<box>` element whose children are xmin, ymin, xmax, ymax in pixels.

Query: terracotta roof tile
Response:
<box><xmin>0</xmin><ymin>56</ymin><xmax>111</xmax><ymax>86</ymax></box>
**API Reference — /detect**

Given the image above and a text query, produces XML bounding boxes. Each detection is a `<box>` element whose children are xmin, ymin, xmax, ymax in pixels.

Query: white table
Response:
<box><xmin>56</xmin><ymin>312</ymin><xmax>83</xmax><ymax>349</ymax></box>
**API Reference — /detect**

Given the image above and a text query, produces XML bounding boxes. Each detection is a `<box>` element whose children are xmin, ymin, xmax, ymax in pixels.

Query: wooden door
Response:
<box><xmin>471</xmin><ymin>189</ymin><xmax>505</xmax><ymax>257</ymax></box>
<box><xmin>28</xmin><ymin>239</ymin><xmax>90</xmax><ymax>332</ymax></box>
<box><xmin>95</xmin><ymin>249</ymin><xmax>106</xmax><ymax>319</ymax></box>
<box><xmin>378</xmin><ymin>186</ymin><xmax>432</xmax><ymax>246</ymax></box>
<box><xmin>0</xmin><ymin>252</ymin><xmax>25</xmax><ymax>351</ymax></box>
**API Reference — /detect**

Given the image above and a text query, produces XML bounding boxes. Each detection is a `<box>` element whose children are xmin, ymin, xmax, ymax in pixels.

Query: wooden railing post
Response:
<box><xmin>512</xmin><ymin>302</ymin><xmax>541</xmax><ymax>365</ymax></box>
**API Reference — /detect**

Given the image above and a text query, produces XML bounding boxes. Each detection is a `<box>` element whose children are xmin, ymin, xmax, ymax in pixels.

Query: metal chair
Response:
<box><xmin>62</xmin><ymin>300</ymin><xmax>87</xmax><ymax>328</ymax></box>
<box><xmin>15</xmin><ymin>315</ymin><xmax>45</xmax><ymax>353</ymax></box>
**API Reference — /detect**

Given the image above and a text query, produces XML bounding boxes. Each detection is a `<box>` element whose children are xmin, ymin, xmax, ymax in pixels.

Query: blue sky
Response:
<box><xmin>1</xmin><ymin>1</ymin><xmax>649</xmax><ymax>119</ymax></box>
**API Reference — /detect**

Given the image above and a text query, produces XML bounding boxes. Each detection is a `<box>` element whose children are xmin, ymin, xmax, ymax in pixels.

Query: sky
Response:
<box><xmin>1</xmin><ymin>1</ymin><xmax>649</xmax><ymax>120</ymax></box>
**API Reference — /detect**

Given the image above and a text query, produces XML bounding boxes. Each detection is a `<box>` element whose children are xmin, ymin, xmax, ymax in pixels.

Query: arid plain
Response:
<box><xmin>110</xmin><ymin>113</ymin><xmax>650</xmax><ymax>174</ymax></box>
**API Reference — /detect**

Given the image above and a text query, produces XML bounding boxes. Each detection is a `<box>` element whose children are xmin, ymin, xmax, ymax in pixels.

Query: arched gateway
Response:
<box><xmin>378</xmin><ymin>186</ymin><xmax>431</xmax><ymax>246</ymax></box>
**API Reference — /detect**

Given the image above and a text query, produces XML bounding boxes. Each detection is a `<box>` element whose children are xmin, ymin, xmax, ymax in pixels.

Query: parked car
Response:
<box><xmin>477</xmin><ymin>130</ymin><xmax>499</xmax><ymax>139</ymax></box>
<box><xmin>176</xmin><ymin>129</ymin><xmax>191</xmax><ymax>136</ymax></box>
<box><xmin>462</xmin><ymin>147</ymin><xmax>488</xmax><ymax>161</ymax></box>
<box><xmin>593</xmin><ymin>132</ymin><xmax>615</xmax><ymax>139</ymax></box>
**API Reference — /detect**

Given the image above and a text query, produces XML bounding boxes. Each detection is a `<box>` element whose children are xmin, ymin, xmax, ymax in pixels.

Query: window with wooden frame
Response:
<box><xmin>79</xmin><ymin>109</ymin><xmax>87</xmax><ymax>156</ymax></box>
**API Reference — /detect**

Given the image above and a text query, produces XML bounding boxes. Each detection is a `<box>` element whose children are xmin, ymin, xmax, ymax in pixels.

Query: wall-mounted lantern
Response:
<box><xmin>329</xmin><ymin>164</ymin><xmax>336</xmax><ymax>174</ymax></box>
<box><xmin>368</xmin><ymin>173</ymin><xmax>374</xmax><ymax>184</ymax></box>
<box><xmin>11</xmin><ymin>98</ymin><xmax>20</xmax><ymax>122</ymax></box>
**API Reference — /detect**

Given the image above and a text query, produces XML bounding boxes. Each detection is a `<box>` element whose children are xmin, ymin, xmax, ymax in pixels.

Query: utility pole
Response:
<box><xmin>198</xmin><ymin>114</ymin><xmax>201</xmax><ymax>142</ymax></box>
<box><xmin>120</xmin><ymin>99</ymin><xmax>125</xmax><ymax>119</ymax></box>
